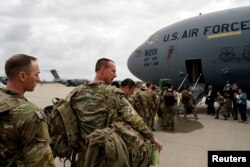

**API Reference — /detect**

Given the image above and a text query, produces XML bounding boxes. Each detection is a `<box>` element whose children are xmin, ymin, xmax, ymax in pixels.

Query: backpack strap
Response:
<box><xmin>105</xmin><ymin>86</ymin><xmax>123</xmax><ymax>126</ymax></box>
<box><xmin>65</xmin><ymin>86</ymin><xmax>81</xmax><ymax>101</ymax></box>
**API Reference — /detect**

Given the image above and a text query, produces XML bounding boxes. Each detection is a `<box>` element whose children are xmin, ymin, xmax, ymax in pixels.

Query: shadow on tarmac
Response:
<box><xmin>174</xmin><ymin>114</ymin><xmax>204</xmax><ymax>133</ymax></box>
<box><xmin>156</xmin><ymin>114</ymin><xmax>204</xmax><ymax>133</ymax></box>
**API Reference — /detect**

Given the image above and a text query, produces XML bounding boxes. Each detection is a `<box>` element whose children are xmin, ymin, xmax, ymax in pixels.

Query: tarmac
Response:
<box><xmin>25</xmin><ymin>84</ymin><xmax>250</xmax><ymax>167</ymax></box>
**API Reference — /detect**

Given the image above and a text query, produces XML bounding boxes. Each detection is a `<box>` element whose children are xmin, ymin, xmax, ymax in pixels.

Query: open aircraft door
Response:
<box><xmin>185</xmin><ymin>59</ymin><xmax>205</xmax><ymax>102</ymax></box>
<box><xmin>185</xmin><ymin>59</ymin><xmax>204</xmax><ymax>84</ymax></box>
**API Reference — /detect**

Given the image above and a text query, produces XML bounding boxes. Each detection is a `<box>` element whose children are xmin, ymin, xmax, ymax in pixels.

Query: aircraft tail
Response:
<box><xmin>50</xmin><ymin>69</ymin><xmax>61</xmax><ymax>80</ymax></box>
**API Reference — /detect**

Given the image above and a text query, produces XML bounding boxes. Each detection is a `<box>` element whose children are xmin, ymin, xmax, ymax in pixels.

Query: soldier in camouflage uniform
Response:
<box><xmin>70</xmin><ymin>58</ymin><xmax>162</xmax><ymax>167</ymax></box>
<box><xmin>144</xmin><ymin>82</ymin><xmax>157</xmax><ymax>129</ymax></box>
<box><xmin>215</xmin><ymin>91</ymin><xmax>228</xmax><ymax>120</ymax></box>
<box><xmin>128</xmin><ymin>82</ymin><xmax>148</xmax><ymax>123</ymax></box>
<box><xmin>0</xmin><ymin>54</ymin><xmax>55</xmax><ymax>166</ymax></box>
<box><xmin>181</xmin><ymin>89</ymin><xmax>198</xmax><ymax>119</ymax></box>
<box><xmin>149</xmin><ymin>85</ymin><xmax>159</xmax><ymax>131</ymax></box>
<box><xmin>120</xmin><ymin>78</ymin><xmax>136</xmax><ymax>98</ymax></box>
<box><xmin>160</xmin><ymin>85</ymin><xmax>178</xmax><ymax>131</ymax></box>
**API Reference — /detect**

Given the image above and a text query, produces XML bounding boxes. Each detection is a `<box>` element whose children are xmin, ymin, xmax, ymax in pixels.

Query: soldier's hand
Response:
<box><xmin>152</xmin><ymin>137</ymin><xmax>163</xmax><ymax>151</ymax></box>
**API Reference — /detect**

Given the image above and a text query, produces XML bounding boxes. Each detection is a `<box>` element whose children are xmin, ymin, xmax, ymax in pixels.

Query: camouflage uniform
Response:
<box><xmin>144</xmin><ymin>88</ymin><xmax>156</xmax><ymax>128</ymax></box>
<box><xmin>149</xmin><ymin>88</ymin><xmax>158</xmax><ymax>130</ymax></box>
<box><xmin>128</xmin><ymin>88</ymin><xmax>148</xmax><ymax>123</ymax></box>
<box><xmin>0</xmin><ymin>88</ymin><xmax>55</xmax><ymax>167</ymax></box>
<box><xmin>160</xmin><ymin>88</ymin><xmax>178</xmax><ymax>130</ymax></box>
<box><xmin>181</xmin><ymin>90</ymin><xmax>198</xmax><ymax>119</ymax></box>
<box><xmin>70</xmin><ymin>82</ymin><xmax>153</xmax><ymax>167</ymax></box>
<box><xmin>215</xmin><ymin>94</ymin><xmax>228</xmax><ymax>120</ymax></box>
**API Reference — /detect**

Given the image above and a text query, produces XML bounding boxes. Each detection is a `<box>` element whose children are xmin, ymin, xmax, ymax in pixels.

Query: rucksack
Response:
<box><xmin>43</xmin><ymin>88</ymin><xmax>79</xmax><ymax>167</ymax></box>
<box><xmin>164</xmin><ymin>90</ymin><xmax>176</xmax><ymax>106</ymax></box>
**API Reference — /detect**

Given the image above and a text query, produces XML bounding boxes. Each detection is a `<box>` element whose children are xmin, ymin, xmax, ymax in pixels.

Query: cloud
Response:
<box><xmin>0</xmin><ymin>0</ymin><xmax>250</xmax><ymax>82</ymax></box>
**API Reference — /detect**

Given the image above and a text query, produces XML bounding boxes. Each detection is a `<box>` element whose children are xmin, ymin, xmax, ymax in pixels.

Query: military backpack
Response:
<box><xmin>164</xmin><ymin>89</ymin><xmax>176</xmax><ymax>106</ymax></box>
<box><xmin>43</xmin><ymin>87</ymin><xmax>79</xmax><ymax>167</ymax></box>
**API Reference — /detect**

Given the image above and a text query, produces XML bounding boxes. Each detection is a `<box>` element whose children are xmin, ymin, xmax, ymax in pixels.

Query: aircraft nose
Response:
<box><xmin>127</xmin><ymin>49</ymin><xmax>143</xmax><ymax>78</ymax></box>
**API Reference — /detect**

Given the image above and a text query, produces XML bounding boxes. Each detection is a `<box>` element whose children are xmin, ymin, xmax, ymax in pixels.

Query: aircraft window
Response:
<box><xmin>147</xmin><ymin>34</ymin><xmax>159</xmax><ymax>45</ymax></box>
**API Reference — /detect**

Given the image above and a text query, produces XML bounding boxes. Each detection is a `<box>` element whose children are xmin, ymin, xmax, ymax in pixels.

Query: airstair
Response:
<box><xmin>176</xmin><ymin>73</ymin><xmax>205</xmax><ymax>112</ymax></box>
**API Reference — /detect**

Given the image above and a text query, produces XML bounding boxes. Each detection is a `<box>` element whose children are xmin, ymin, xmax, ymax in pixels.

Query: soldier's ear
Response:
<box><xmin>100</xmin><ymin>67</ymin><xmax>106</xmax><ymax>74</ymax></box>
<box><xmin>18</xmin><ymin>71</ymin><xmax>28</xmax><ymax>82</ymax></box>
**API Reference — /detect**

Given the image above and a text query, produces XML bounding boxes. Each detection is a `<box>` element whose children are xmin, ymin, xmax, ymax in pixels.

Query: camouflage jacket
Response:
<box><xmin>0</xmin><ymin>88</ymin><xmax>55</xmax><ymax>167</ymax></box>
<box><xmin>128</xmin><ymin>88</ymin><xmax>148</xmax><ymax>120</ymax></box>
<box><xmin>144</xmin><ymin>89</ymin><xmax>155</xmax><ymax>112</ymax></box>
<box><xmin>71</xmin><ymin>81</ymin><xmax>154</xmax><ymax>142</ymax></box>
<box><xmin>217</xmin><ymin>95</ymin><xmax>226</xmax><ymax>106</ymax></box>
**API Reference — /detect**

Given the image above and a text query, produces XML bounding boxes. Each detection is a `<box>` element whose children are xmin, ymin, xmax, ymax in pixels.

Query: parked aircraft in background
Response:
<box><xmin>0</xmin><ymin>79</ymin><xmax>6</xmax><ymax>88</ymax></box>
<box><xmin>0</xmin><ymin>77</ymin><xmax>7</xmax><ymax>85</ymax></box>
<box><xmin>49</xmin><ymin>69</ymin><xmax>89</xmax><ymax>86</ymax></box>
<box><xmin>127</xmin><ymin>6</ymin><xmax>250</xmax><ymax>98</ymax></box>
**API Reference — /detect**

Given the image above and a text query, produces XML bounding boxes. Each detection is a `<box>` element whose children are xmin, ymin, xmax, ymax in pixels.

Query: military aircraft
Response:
<box><xmin>0</xmin><ymin>76</ymin><xmax>7</xmax><ymax>85</ymax></box>
<box><xmin>49</xmin><ymin>69</ymin><xmax>89</xmax><ymax>86</ymax></box>
<box><xmin>127</xmin><ymin>6</ymin><xmax>250</xmax><ymax>97</ymax></box>
<box><xmin>0</xmin><ymin>71</ymin><xmax>7</xmax><ymax>86</ymax></box>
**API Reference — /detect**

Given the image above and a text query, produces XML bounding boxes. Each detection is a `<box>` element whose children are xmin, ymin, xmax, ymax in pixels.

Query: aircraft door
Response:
<box><xmin>185</xmin><ymin>59</ymin><xmax>204</xmax><ymax>84</ymax></box>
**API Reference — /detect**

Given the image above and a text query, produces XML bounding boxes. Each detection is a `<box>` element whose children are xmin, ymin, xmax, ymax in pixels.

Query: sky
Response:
<box><xmin>0</xmin><ymin>0</ymin><xmax>250</xmax><ymax>81</ymax></box>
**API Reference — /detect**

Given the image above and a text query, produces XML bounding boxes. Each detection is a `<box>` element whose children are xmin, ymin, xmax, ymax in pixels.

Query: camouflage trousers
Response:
<box><xmin>215</xmin><ymin>105</ymin><xmax>228</xmax><ymax>120</ymax></box>
<box><xmin>161</xmin><ymin>105</ymin><xmax>176</xmax><ymax>129</ymax></box>
<box><xmin>183</xmin><ymin>103</ymin><xmax>198</xmax><ymax>119</ymax></box>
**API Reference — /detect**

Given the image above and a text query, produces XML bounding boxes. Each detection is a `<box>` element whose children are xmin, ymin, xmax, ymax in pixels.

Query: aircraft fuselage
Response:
<box><xmin>127</xmin><ymin>6</ymin><xmax>250</xmax><ymax>92</ymax></box>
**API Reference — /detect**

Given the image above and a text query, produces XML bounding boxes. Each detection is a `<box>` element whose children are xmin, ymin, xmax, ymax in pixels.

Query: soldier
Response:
<box><xmin>144</xmin><ymin>82</ymin><xmax>157</xmax><ymax>129</ymax></box>
<box><xmin>181</xmin><ymin>89</ymin><xmax>198</xmax><ymax>119</ymax></box>
<box><xmin>150</xmin><ymin>85</ymin><xmax>159</xmax><ymax>131</ymax></box>
<box><xmin>111</xmin><ymin>80</ymin><xmax>120</xmax><ymax>88</ymax></box>
<box><xmin>128</xmin><ymin>81</ymin><xmax>148</xmax><ymax>123</ymax></box>
<box><xmin>120</xmin><ymin>78</ymin><xmax>136</xmax><ymax>97</ymax></box>
<box><xmin>160</xmin><ymin>84</ymin><xmax>178</xmax><ymax>130</ymax></box>
<box><xmin>0</xmin><ymin>54</ymin><xmax>55</xmax><ymax>166</ymax></box>
<box><xmin>70</xmin><ymin>58</ymin><xmax>162</xmax><ymax>167</ymax></box>
<box><xmin>215</xmin><ymin>91</ymin><xmax>228</xmax><ymax>120</ymax></box>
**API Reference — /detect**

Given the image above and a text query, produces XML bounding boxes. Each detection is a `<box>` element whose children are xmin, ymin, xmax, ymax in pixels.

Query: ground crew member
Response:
<box><xmin>160</xmin><ymin>85</ymin><xmax>178</xmax><ymax>130</ymax></box>
<box><xmin>0</xmin><ymin>54</ymin><xmax>55</xmax><ymax>166</ymax></box>
<box><xmin>223</xmin><ymin>82</ymin><xmax>234</xmax><ymax>118</ymax></box>
<box><xmin>181</xmin><ymin>89</ymin><xmax>198</xmax><ymax>119</ymax></box>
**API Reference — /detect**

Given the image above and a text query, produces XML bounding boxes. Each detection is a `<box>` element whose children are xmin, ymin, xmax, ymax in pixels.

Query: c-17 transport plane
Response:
<box><xmin>0</xmin><ymin>71</ymin><xmax>7</xmax><ymax>86</ymax></box>
<box><xmin>0</xmin><ymin>76</ymin><xmax>7</xmax><ymax>85</ymax></box>
<box><xmin>49</xmin><ymin>69</ymin><xmax>89</xmax><ymax>86</ymax></box>
<box><xmin>127</xmin><ymin>6</ymin><xmax>250</xmax><ymax>97</ymax></box>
